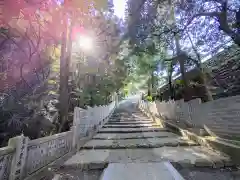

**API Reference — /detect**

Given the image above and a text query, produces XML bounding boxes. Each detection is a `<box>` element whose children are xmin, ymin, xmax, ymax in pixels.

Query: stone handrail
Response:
<box><xmin>0</xmin><ymin>99</ymin><xmax>118</xmax><ymax>180</ymax></box>
<box><xmin>138</xmin><ymin>95</ymin><xmax>240</xmax><ymax>140</ymax></box>
<box><xmin>26</xmin><ymin>131</ymin><xmax>73</xmax><ymax>175</ymax></box>
<box><xmin>0</xmin><ymin>146</ymin><xmax>14</xmax><ymax>180</ymax></box>
<box><xmin>72</xmin><ymin>101</ymin><xmax>116</xmax><ymax>147</ymax></box>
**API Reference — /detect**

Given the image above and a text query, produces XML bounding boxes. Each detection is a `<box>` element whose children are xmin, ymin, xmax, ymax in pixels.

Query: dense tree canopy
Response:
<box><xmin>124</xmin><ymin>0</ymin><xmax>239</xmax><ymax>100</ymax></box>
<box><xmin>0</xmin><ymin>0</ymin><xmax>128</xmax><ymax>144</ymax></box>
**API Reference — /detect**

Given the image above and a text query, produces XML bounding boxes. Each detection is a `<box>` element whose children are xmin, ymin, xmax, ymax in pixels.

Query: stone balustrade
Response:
<box><xmin>0</xmin><ymin>146</ymin><xmax>14</xmax><ymax>180</ymax></box>
<box><xmin>138</xmin><ymin>95</ymin><xmax>240</xmax><ymax>140</ymax></box>
<box><xmin>0</xmin><ymin>100</ymin><xmax>117</xmax><ymax>180</ymax></box>
<box><xmin>26</xmin><ymin>131</ymin><xmax>73</xmax><ymax>175</ymax></box>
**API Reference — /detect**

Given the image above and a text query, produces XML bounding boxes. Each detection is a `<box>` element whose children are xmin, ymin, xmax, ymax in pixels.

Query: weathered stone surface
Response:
<box><xmin>109</xmin><ymin>117</ymin><xmax>151</xmax><ymax>121</ymax></box>
<box><xmin>63</xmin><ymin>147</ymin><xmax>228</xmax><ymax>168</ymax></box>
<box><xmin>82</xmin><ymin>137</ymin><xmax>197</xmax><ymax>149</ymax></box>
<box><xmin>213</xmin><ymin>160</ymin><xmax>225</xmax><ymax>168</ymax></box>
<box><xmin>195</xmin><ymin>159</ymin><xmax>213</xmax><ymax>167</ymax></box>
<box><xmin>0</xmin><ymin>147</ymin><xmax>14</xmax><ymax>180</ymax></box>
<box><xmin>93</xmin><ymin>132</ymin><xmax>178</xmax><ymax>140</ymax></box>
<box><xmin>100</xmin><ymin>162</ymin><xmax>185</xmax><ymax>180</ymax></box>
<box><xmin>106</xmin><ymin>120</ymin><xmax>154</xmax><ymax>125</ymax></box>
<box><xmin>49</xmin><ymin>169</ymin><xmax>103</xmax><ymax>180</ymax></box>
<box><xmin>143</xmin><ymin>94</ymin><xmax>240</xmax><ymax>139</ymax></box>
<box><xmin>178</xmin><ymin>167</ymin><xmax>240</xmax><ymax>180</ymax></box>
<box><xmin>26</xmin><ymin>131</ymin><xmax>73</xmax><ymax>175</ymax></box>
<box><xmin>102</xmin><ymin>124</ymin><xmax>159</xmax><ymax>128</ymax></box>
<box><xmin>98</xmin><ymin>127</ymin><xmax>169</xmax><ymax>133</ymax></box>
<box><xmin>177</xmin><ymin>159</ymin><xmax>194</xmax><ymax>168</ymax></box>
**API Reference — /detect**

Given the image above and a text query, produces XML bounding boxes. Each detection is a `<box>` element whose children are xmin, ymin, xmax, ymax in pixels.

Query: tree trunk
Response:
<box><xmin>218</xmin><ymin>19</ymin><xmax>240</xmax><ymax>46</ymax></box>
<box><xmin>168</xmin><ymin>76</ymin><xmax>174</xmax><ymax>100</ymax></box>
<box><xmin>168</xmin><ymin>61</ymin><xmax>174</xmax><ymax>100</ymax></box>
<box><xmin>151</xmin><ymin>71</ymin><xmax>154</xmax><ymax>92</ymax></box>
<box><xmin>168</xmin><ymin>0</ymin><xmax>188</xmax><ymax>100</ymax></box>
<box><xmin>147</xmin><ymin>78</ymin><xmax>151</xmax><ymax>97</ymax></box>
<box><xmin>195</xmin><ymin>62</ymin><xmax>213</xmax><ymax>102</ymax></box>
<box><xmin>90</xmin><ymin>89</ymin><xmax>93</xmax><ymax>106</ymax></box>
<box><xmin>218</xmin><ymin>5</ymin><xmax>240</xmax><ymax>46</ymax></box>
<box><xmin>187</xmin><ymin>31</ymin><xmax>213</xmax><ymax>101</ymax></box>
<box><xmin>90</xmin><ymin>75</ymin><xmax>96</xmax><ymax>106</ymax></box>
<box><xmin>220</xmin><ymin>24</ymin><xmax>240</xmax><ymax>46</ymax></box>
<box><xmin>175</xmin><ymin>35</ymin><xmax>188</xmax><ymax>89</ymax></box>
<box><xmin>198</xmin><ymin>70</ymin><xmax>213</xmax><ymax>102</ymax></box>
<box><xmin>178</xmin><ymin>53</ymin><xmax>189</xmax><ymax>99</ymax></box>
<box><xmin>58</xmin><ymin>17</ymin><xmax>72</xmax><ymax>133</ymax></box>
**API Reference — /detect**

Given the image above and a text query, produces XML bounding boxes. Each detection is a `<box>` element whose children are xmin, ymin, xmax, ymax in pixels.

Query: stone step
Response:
<box><xmin>108</xmin><ymin>118</ymin><xmax>152</xmax><ymax>122</ymax></box>
<box><xmin>60</xmin><ymin>146</ymin><xmax>230</xmax><ymax>170</ymax></box>
<box><xmin>112</xmin><ymin>112</ymin><xmax>138</xmax><ymax>114</ymax></box>
<box><xmin>109</xmin><ymin>116</ymin><xmax>151</xmax><ymax>119</ymax></box>
<box><xmin>98</xmin><ymin>127</ymin><xmax>169</xmax><ymax>133</ymax></box>
<box><xmin>101</xmin><ymin>162</ymin><xmax>185</xmax><ymax>180</ymax></box>
<box><xmin>111</xmin><ymin>115</ymin><xmax>141</xmax><ymax>118</ymax></box>
<box><xmin>113</xmin><ymin>115</ymin><xmax>149</xmax><ymax>118</ymax></box>
<box><xmin>106</xmin><ymin>121</ymin><xmax>154</xmax><ymax>125</ymax></box>
<box><xmin>102</xmin><ymin>124</ymin><xmax>159</xmax><ymax>128</ymax></box>
<box><xmin>50</xmin><ymin>169</ymin><xmax>103</xmax><ymax>180</ymax></box>
<box><xmin>93</xmin><ymin>132</ymin><xmax>177</xmax><ymax>140</ymax></box>
<box><xmin>110</xmin><ymin>114</ymin><xmax>149</xmax><ymax>117</ymax></box>
<box><xmin>82</xmin><ymin>137</ymin><xmax>198</xmax><ymax>149</ymax></box>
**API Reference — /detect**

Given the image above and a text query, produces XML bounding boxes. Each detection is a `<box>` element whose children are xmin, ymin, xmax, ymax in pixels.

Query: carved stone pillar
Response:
<box><xmin>72</xmin><ymin>107</ymin><xmax>87</xmax><ymax>148</ymax></box>
<box><xmin>8</xmin><ymin>135</ymin><xmax>29</xmax><ymax>180</ymax></box>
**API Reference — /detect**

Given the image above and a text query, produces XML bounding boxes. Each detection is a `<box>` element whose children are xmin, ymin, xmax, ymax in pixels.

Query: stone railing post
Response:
<box><xmin>72</xmin><ymin>107</ymin><xmax>88</xmax><ymax>148</ymax></box>
<box><xmin>92</xmin><ymin>106</ymin><xmax>98</xmax><ymax>130</ymax></box>
<box><xmin>106</xmin><ymin>105</ymin><xmax>108</xmax><ymax>118</ymax></box>
<box><xmin>95</xmin><ymin>106</ymin><xmax>99</xmax><ymax>126</ymax></box>
<box><xmin>72</xmin><ymin>107</ymin><xmax>79</xmax><ymax>149</ymax></box>
<box><xmin>73</xmin><ymin>107</ymin><xmax>80</xmax><ymax>126</ymax></box>
<box><xmin>139</xmin><ymin>100</ymin><xmax>143</xmax><ymax>110</ymax></box>
<box><xmin>8</xmin><ymin>135</ymin><xmax>29</xmax><ymax>180</ymax></box>
<box><xmin>86</xmin><ymin>106</ymin><xmax>93</xmax><ymax>136</ymax></box>
<box><xmin>115</xmin><ymin>93</ymin><xmax>118</xmax><ymax>107</ymax></box>
<box><xmin>103</xmin><ymin>105</ymin><xmax>106</xmax><ymax>119</ymax></box>
<box><xmin>99</xmin><ymin>106</ymin><xmax>103</xmax><ymax>123</ymax></box>
<box><xmin>72</xmin><ymin>125</ymin><xmax>78</xmax><ymax>149</ymax></box>
<box><xmin>107</xmin><ymin>104</ymin><xmax>109</xmax><ymax>118</ymax></box>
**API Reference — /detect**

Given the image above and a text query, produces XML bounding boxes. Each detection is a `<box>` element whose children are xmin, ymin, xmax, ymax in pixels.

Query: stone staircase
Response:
<box><xmin>46</xmin><ymin>102</ymin><xmax>238</xmax><ymax>180</ymax></box>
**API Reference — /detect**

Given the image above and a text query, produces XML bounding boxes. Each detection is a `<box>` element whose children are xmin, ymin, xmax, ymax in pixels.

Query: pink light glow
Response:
<box><xmin>72</xmin><ymin>26</ymin><xmax>85</xmax><ymax>40</ymax></box>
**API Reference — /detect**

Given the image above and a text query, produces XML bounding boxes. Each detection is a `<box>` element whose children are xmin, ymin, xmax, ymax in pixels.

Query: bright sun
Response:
<box><xmin>78</xmin><ymin>35</ymin><xmax>93</xmax><ymax>51</ymax></box>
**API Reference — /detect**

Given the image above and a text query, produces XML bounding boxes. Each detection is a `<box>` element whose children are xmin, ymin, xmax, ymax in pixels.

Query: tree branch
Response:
<box><xmin>182</xmin><ymin>12</ymin><xmax>219</xmax><ymax>32</ymax></box>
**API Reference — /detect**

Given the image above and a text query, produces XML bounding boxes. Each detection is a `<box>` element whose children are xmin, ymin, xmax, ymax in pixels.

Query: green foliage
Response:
<box><xmin>146</xmin><ymin>95</ymin><xmax>153</xmax><ymax>102</ymax></box>
<box><xmin>121</xmin><ymin>38</ymin><xmax>168</xmax><ymax>95</ymax></box>
<box><xmin>175</xmin><ymin>79</ymin><xmax>185</xmax><ymax>86</ymax></box>
<box><xmin>70</xmin><ymin>11</ymin><xmax>128</xmax><ymax>107</ymax></box>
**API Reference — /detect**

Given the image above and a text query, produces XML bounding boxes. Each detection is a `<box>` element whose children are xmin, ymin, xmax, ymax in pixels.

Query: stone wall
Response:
<box><xmin>0</xmin><ymin>100</ymin><xmax>117</xmax><ymax>180</ymax></box>
<box><xmin>209</xmin><ymin>45</ymin><xmax>240</xmax><ymax>98</ymax></box>
<box><xmin>139</xmin><ymin>95</ymin><xmax>240</xmax><ymax>140</ymax></box>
